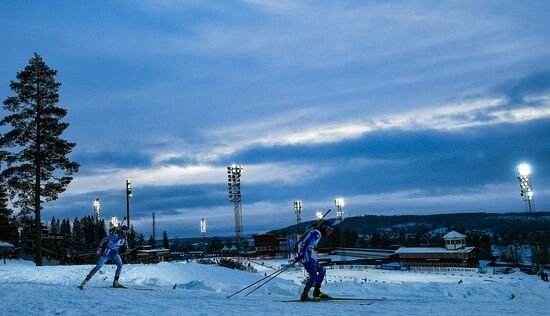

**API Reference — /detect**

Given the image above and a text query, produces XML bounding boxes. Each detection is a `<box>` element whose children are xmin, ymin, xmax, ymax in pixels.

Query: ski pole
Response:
<box><xmin>243</xmin><ymin>264</ymin><xmax>293</xmax><ymax>297</ymax></box>
<box><xmin>226</xmin><ymin>265</ymin><xmax>290</xmax><ymax>298</ymax></box>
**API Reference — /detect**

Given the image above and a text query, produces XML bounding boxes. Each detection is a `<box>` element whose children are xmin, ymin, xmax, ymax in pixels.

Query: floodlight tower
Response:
<box><xmin>93</xmin><ymin>198</ymin><xmax>101</xmax><ymax>223</ymax></box>
<box><xmin>126</xmin><ymin>179</ymin><xmax>132</xmax><ymax>228</ymax></box>
<box><xmin>293</xmin><ymin>201</ymin><xmax>302</xmax><ymax>224</ymax></box>
<box><xmin>228</xmin><ymin>164</ymin><xmax>245</xmax><ymax>258</ymax></box>
<box><xmin>110</xmin><ymin>216</ymin><xmax>119</xmax><ymax>229</ymax></box>
<box><xmin>201</xmin><ymin>217</ymin><xmax>207</xmax><ymax>254</ymax></box>
<box><xmin>335</xmin><ymin>198</ymin><xmax>345</xmax><ymax>220</ymax></box>
<box><xmin>517</xmin><ymin>163</ymin><xmax>536</xmax><ymax>224</ymax></box>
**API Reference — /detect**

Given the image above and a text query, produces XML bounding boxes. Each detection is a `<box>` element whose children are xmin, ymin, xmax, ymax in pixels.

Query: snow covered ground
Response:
<box><xmin>1</xmin><ymin>259</ymin><xmax>549</xmax><ymax>315</ymax></box>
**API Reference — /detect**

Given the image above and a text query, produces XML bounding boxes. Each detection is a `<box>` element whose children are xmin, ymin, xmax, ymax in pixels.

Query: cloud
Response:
<box><xmin>150</xmin><ymin>94</ymin><xmax>550</xmax><ymax>164</ymax></box>
<box><xmin>65</xmin><ymin>162</ymin><xmax>330</xmax><ymax>196</ymax></box>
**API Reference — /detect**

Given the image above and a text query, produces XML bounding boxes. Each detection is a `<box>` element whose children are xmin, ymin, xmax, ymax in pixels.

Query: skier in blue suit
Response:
<box><xmin>79</xmin><ymin>225</ymin><xmax>129</xmax><ymax>289</ymax></box>
<box><xmin>296</xmin><ymin>220</ymin><xmax>334</xmax><ymax>301</ymax></box>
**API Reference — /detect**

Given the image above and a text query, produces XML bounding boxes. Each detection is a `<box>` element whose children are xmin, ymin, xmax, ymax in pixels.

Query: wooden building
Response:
<box><xmin>396</xmin><ymin>231</ymin><xmax>479</xmax><ymax>268</ymax></box>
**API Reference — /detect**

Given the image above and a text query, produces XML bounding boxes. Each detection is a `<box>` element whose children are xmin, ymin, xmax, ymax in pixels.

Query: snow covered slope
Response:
<box><xmin>0</xmin><ymin>259</ymin><xmax>549</xmax><ymax>315</ymax></box>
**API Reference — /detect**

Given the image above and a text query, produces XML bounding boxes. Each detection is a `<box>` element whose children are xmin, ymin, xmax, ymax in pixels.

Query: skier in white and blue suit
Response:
<box><xmin>79</xmin><ymin>225</ymin><xmax>129</xmax><ymax>289</ymax></box>
<box><xmin>296</xmin><ymin>220</ymin><xmax>334</xmax><ymax>301</ymax></box>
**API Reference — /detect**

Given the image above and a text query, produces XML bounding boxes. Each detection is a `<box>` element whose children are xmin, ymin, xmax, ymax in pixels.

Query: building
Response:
<box><xmin>395</xmin><ymin>231</ymin><xmax>479</xmax><ymax>268</ymax></box>
<box><xmin>136</xmin><ymin>245</ymin><xmax>170</xmax><ymax>263</ymax></box>
<box><xmin>252</xmin><ymin>234</ymin><xmax>289</xmax><ymax>257</ymax></box>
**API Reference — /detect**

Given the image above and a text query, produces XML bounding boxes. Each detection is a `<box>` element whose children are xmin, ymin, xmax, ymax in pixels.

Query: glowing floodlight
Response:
<box><xmin>517</xmin><ymin>163</ymin><xmax>531</xmax><ymax>177</ymax></box>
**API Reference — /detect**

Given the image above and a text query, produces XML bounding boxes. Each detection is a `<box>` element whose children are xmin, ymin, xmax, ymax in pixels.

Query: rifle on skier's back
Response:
<box><xmin>290</xmin><ymin>209</ymin><xmax>332</xmax><ymax>254</ymax></box>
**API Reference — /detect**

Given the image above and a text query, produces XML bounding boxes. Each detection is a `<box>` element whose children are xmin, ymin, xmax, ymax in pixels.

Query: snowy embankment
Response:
<box><xmin>1</xmin><ymin>259</ymin><xmax>549</xmax><ymax>315</ymax></box>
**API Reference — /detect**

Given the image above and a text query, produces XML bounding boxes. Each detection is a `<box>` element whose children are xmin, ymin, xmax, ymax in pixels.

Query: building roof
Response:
<box><xmin>136</xmin><ymin>248</ymin><xmax>170</xmax><ymax>254</ymax></box>
<box><xmin>395</xmin><ymin>246</ymin><xmax>475</xmax><ymax>254</ymax></box>
<box><xmin>443</xmin><ymin>231</ymin><xmax>466</xmax><ymax>239</ymax></box>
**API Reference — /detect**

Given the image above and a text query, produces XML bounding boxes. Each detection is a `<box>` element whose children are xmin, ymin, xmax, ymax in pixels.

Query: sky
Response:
<box><xmin>1</xmin><ymin>0</ymin><xmax>550</xmax><ymax>238</ymax></box>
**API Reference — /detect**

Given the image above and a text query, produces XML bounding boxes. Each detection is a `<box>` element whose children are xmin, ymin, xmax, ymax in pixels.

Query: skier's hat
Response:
<box><xmin>120</xmin><ymin>225</ymin><xmax>129</xmax><ymax>232</ymax></box>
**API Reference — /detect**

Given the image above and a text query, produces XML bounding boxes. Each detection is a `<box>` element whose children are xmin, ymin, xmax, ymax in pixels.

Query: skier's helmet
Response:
<box><xmin>120</xmin><ymin>225</ymin><xmax>129</xmax><ymax>232</ymax></box>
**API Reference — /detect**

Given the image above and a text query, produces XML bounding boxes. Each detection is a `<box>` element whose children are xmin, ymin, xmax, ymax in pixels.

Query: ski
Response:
<box><xmin>284</xmin><ymin>297</ymin><xmax>384</xmax><ymax>303</ymax></box>
<box><xmin>79</xmin><ymin>285</ymin><xmax>155</xmax><ymax>291</ymax></box>
<box><xmin>112</xmin><ymin>286</ymin><xmax>154</xmax><ymax>291</ymax></box>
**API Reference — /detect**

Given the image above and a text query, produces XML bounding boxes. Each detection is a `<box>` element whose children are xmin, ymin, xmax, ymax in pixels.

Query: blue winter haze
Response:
<box><xmin>1</xmin><ymin>1</ymin><xmax>549</xmax><ymax>237</ymax></box>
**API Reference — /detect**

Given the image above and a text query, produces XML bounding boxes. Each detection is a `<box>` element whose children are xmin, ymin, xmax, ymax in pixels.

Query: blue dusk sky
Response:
<box><xmin>1</xmin><ymin>1</ymin><xmax>550</xmax><ymax>238</ymax></box>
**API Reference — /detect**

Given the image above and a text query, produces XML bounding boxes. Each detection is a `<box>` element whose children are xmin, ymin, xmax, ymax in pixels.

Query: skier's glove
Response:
<box><xmin>294</xmin><ymin>255</ymin><xmax>303</xmax><ymax>263</ymax></box>
<box><xmin>96</xmin><ymin>247</ymin><xmax>102</xmax><ymax>255</ymax></box>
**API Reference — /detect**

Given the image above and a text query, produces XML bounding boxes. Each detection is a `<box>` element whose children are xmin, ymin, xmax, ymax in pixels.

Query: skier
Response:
<box><xmin>79</xmin><ymin>225</ymin><xmax>129</xmax><ymax>289</ymax></box>
<box><xmin>295</xmin><ymin>220</ymin><xmax>334</xmax><ymax>301</ymax></box>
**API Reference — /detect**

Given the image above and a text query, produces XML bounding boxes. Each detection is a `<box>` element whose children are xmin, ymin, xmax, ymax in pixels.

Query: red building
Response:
<box><xmin>253</xmin><ymin>234</ymin><xmax>288</xmax><ymax>257</ymax></box>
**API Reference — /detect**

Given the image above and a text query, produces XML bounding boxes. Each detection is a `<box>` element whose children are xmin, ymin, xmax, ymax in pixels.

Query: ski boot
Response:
<box><xmin>300</xmin><ymin>288</ymin><xmax>310</xmax><ymax>301</ymax></box>
<box><xmin>78</xmin><ymin>276</ymin><xmax>90</xmax><ymax>290</ymax></box>
<box><xmin>113</xmin><ymin>276</ymin><xmax>125</xmax><ymax>288</ymax></box>
<box><xmin>313</xmin><ymin>284</ymin><xmax>331</xmax><ymax>300</ymax></box>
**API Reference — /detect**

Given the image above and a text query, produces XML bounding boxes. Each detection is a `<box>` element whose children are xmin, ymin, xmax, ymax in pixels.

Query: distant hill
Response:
<box><xmin>269</xmin><ymin>211</ymin><xmax>550</xmax><ymax>236</ymax></box>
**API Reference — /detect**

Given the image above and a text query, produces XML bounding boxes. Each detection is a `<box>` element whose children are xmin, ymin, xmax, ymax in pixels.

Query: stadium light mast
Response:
<box><xmin>201</xmin><ymin>217</ymin><xmax>207</xmax><ymax>255</ymax></box>
<box><xmin>293</xmin><ymin>201</ymin><xmax>302</xmax><ymax>224</ymax></box>
<box><xmin>93</xmin><ymin>198</ymin><xmax>101</xmax><ymax>223</ymax></box>
<box><xmin>110</xmin><ymin>216</ymin><xmax>119</xmax><ymax>229</ymax></box>
<box><xmin>517</xmin><ymin>163</ymin><xmax>536</xmax><ymax>225</ymax></box>
<box><xmin>228</xmin><ymin>164</ymin><xmax>245</xmax><ymax>259</ymax></box>
<box><xmin>126</xmin><ymin>179</ymin><xmax>132</xmax><ymax>227</ymax></box>
<box><xmin>126</xmin><ymin>179</ymin><xmax>132</xmax><ymax>249</ymax></box>
<box><xmin>335</xmin><ymin>198</ymin><xmax>345</xmax><ymax>220</ymax></box>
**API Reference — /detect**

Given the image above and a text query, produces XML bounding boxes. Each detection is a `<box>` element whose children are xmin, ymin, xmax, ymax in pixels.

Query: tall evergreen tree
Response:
<box><xmin>49</xmin><ymin>216</ymin><xmax>59</xmax><ymax>234</ymax></box>
<box><xmin>0</xmin><ymin>185</ymin><xmax>13</xmax><ymax>241</ymax></box>
<box><xmin>96</xmin><ymin>219</ymin><xmax>107</xmax><ymax>244</ymax></box>
<box><xmin>162</xmin><ymin>230</ymin><xmax>169</xmax><ymax>249</ymax></box>
<box><xmin>72</xmin><ymin>218</ymin><xmax>83</xmax><ymax>252</ymax></box>
<box><xmin>0</xmin><ymin>53</ymin><xmax>79</xmax><ymax>265</ymax></box>
<box><xmin>59</xmin><ymin>218</ymin><xmax>71</xmax><ymax>250</ymax></box>
<box><xmin>147</xmin><ymin>235</ymin><xmax>156</xmax><ymax>246</ymax></box>
<box><xmin>136</xmin><ymin>233</ymin><xmax>145</xmax><ymax>246</ymax></box>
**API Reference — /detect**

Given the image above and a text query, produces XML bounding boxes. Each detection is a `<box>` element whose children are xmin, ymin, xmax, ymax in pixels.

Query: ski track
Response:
<box><xmin>1</xmin><ymin>260</ymin><xmax>549</xmax><ymax>315</ymax></box>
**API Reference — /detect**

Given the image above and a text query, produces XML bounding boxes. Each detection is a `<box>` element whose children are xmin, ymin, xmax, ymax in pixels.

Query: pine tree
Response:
<box><xmin>209</xmin><ymin>236</ymin><xmax>223</xmax><ymax>253</ymax></box>
<box><xmin>49</xmin><ymin>216</ymin><xmax>59</xmax><ymax>234</ymax></box>
<box><xmin>0</xmin><ymin>185</ymin><xmax>13</xmax><ymax>242</ymax></box>
<box><xmin>162</xmin><ymin>230</ymin><xmax>169</xmax><ymax>249</ymax></box>
<box><xmin>60</xmin><ymin>218</ymin><xmax>71</xmax><ymax>249</ymax></box>
<box><xmin>147</xmin><ymin>235</ymin><xmax>156</xmax><ymax>246</ymax></box>
<box><xmin>137</xmin><ymin>234</ymin><xmax>145</xmax><ymax>246</ymax></box>
<box><xmin>96</xmin><ymin>219</ymin><xmax>107</xmax><ymax>243</ymax></box>
<box><xmin>0</xmin><ymin>54</ymin><xmax>79</xmax><ymax>265</ymax></box>
<box><xmin>72</xmin><ymin>218</ymin><xmax>83</xmax><ymax>252</ymax></box>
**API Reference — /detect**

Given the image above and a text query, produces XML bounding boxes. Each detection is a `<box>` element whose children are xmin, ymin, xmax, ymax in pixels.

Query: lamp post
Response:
<box><xmin>93</xmin><ymin>198</ymin><xmax>101</xmax><ymax>223</ymax></box>
<box><xmin>517</xmin><ymin>163</ymin><xmax>535</xmax><ymax>224</ymax></box>
<box><xmin>228</xmin><ymin>164</ymin><xmax>245</xmax><ymax>259</ymax></box>
<box><xmin>126</xmin><ymin>179</ymin><xmax>132</xmax><ymax>228</ymax></box>
<box><xmin>293</xmin><ymin>201</ymin><xmax>302</xmax><ymax>224</ymax></box>
<box><xmin>335</xmin><ymin>198</ymin><xmax>344</xmax><ymax>220</ymax></box>
<box><xmin>201</xmin><ymin>217</ymin><xmax>206</xmax><ymax>255</ymax></box>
